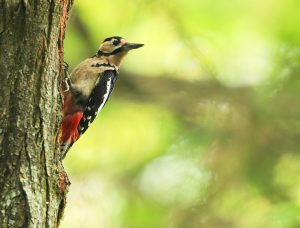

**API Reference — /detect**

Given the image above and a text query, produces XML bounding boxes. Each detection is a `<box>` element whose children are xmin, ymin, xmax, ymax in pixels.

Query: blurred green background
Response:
<box><xmin>61</xmin><ymin>0</ymin><xmax>300</xmax><ymax>227</ymax></box>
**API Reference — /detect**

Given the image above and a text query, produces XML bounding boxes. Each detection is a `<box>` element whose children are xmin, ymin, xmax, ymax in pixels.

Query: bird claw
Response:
<box><xmin>63</xmin><ymin>78</ymin><xmax>72</xmax><ymax>92</ymax></box>
<box><xmin>62</xmin><ymin>61</ymin><xmax>71</xmax><ymax>92</ymax></box>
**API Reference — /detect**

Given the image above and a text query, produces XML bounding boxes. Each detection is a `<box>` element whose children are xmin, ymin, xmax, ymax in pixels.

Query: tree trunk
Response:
<box><xmin>0</xmin><ymin>0</ymin><xmax>73</xmax><ymax>227</ymax></box>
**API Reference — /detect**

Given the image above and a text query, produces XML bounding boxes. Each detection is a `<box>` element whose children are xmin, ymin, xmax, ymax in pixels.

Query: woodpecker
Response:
<box><xmin>59</xmin><ymin>36</ymin><xmax>143</xmax><ymax>158</ymax></box>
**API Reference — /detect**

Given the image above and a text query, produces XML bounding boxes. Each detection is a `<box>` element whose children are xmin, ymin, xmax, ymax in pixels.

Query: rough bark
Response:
<box><xmin>0</xmin><ymin>0</ymin><xmax>73</xmax><ymax>227</ymax></box>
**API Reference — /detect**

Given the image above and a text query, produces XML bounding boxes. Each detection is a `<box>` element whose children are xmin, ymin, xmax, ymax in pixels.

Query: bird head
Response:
<box><xmin>97</xmin><ymin>36</ymin><xmax>143</xmax><ymax>66</ymax></box>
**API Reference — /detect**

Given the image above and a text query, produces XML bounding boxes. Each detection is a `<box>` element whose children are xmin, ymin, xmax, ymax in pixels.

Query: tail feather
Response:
<box><xmin>60</xmin><ymin>142</ymin><xmax>73</xmax><ymax>159</ymax></box>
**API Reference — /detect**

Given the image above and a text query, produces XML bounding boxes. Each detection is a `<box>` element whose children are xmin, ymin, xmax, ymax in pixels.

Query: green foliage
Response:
<box><xmin>61</xmin><ymin>0</ymin><xmax>300</xmax><ymax>227</ymax></box>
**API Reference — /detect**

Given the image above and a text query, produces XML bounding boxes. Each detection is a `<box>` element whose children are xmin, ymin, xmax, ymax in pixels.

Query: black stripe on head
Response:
<box><xmin>97</xmin><ymin>46</ymin><xmax>124</xmax><ymax>56</ymax></box>
<box><xmin>103</xmin><ymin>36</ymin><xmax>123</xmax><ymax>42</ymax></box>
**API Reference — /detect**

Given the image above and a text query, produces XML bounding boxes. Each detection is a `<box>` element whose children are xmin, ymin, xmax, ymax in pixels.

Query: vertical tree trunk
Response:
<box><xmin>0</xmin><ymin>0</ymin><xmax>73</xmax><ymax>227</ymax></box>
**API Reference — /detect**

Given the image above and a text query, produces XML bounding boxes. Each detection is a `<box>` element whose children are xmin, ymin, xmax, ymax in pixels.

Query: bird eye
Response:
<box><xmin>112</xmin><ymin>40</ymin><xmax>120</xmax><ymax>46</ymax></box>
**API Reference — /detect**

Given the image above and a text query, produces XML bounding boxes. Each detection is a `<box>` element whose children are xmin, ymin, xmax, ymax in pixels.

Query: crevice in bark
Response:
<box><xmin>17</xmin><ymin>0</ymin><xmax>27</xmax><ymax>41</ymax></box>
<box><xmin>20</xmin><ymin>184</ymin><xmax>30</xmax><ymax>227</ymax></box>
<box><xmin>0</xmin><ymin>2</ymin><xmax>6</xmax><ymax>35</ymax></box>
<box><xmin>47</xmin><ymin>0</ymin><xmax>55</xmax><ymax>47</ymax></box>
<box><xmin>43</xmin><ymin>150</ymin><xmax>50</xmax><ymax>226</ymax></box>
<box><xmin>19</xmin><ymin>150</ymin><xmax>30</xmax><ymax>227</ymax></box>
<box><xmin>24</xmin><ymin>133</ymin><xmax>32</xmax><ymax>178</ymax></box>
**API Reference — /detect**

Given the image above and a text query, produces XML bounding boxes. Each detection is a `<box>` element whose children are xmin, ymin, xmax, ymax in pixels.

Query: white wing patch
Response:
<box><xmin>97</xmin><ymin>77</ymin><xmax>112</xmax><ymax>115</ymax></box>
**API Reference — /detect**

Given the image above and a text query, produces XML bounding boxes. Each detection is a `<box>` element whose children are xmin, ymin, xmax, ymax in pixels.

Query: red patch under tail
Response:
<box><xmin>60</xmin><ymin>112</ymin><xmax>83</xmax><ymax>157</ymax></box>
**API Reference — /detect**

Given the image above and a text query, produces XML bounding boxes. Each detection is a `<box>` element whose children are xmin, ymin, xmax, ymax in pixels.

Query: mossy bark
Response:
<box><xmin>0</xmin><ymin>0</ymin><xmax>73</xmax><ymax>227</ymax></box>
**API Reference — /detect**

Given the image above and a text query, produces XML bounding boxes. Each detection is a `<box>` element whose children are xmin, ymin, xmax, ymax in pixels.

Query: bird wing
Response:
<box><xmin>77</xmin><ymin>70</ymin><xmax>118</xmax><ymax>136</ymax></box>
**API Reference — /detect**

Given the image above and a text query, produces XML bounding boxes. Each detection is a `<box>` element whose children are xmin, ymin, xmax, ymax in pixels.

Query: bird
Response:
<box><xmin>59</xmin><ymin>36</ymin><xmax>143</xmax><ymax>158</ymax></box>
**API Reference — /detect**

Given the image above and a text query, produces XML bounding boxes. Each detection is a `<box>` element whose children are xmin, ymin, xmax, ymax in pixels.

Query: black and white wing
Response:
<box><xmin>77</xmin><ymin>70</ymin><xmax>118</xmax><ymax>136</ymax></box>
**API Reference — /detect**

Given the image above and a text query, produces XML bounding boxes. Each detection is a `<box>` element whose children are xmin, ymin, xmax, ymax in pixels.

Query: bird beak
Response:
<box><xmin>123</xmin><ymin>43</ymin><xmax>144</xmax><ymax>51</ymax></box>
